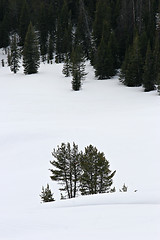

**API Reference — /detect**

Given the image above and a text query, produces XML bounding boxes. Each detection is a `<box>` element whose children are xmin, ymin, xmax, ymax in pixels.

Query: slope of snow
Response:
<box><xmin>0</xmin><ymin>51</ymin><xmax>160</xmax><ymax>239</ymax></box>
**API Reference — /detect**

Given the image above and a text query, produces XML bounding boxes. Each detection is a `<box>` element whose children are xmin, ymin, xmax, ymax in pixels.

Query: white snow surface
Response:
<box><xmin>0</xmin><ymin>50</ymin><xmax>160</xmax><ymax>239</ymax></box>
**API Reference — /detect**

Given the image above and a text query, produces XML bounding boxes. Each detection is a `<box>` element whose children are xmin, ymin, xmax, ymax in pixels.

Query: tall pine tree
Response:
<box><xmin>70</xmin><ymin>44</ymin><xmax>86</xmax><ymax>91</ymax></box>
<box><xmin>23</xmin><ymin>22</ymin><xmax>40</xmax><ymax>74</ymax></box>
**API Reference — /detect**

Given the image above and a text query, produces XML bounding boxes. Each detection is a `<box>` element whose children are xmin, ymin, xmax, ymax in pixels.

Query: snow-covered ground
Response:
<box><xmin>0</xmin><ymin>50</ymin><xmax>160</xmax><ymax>239</ymax></box>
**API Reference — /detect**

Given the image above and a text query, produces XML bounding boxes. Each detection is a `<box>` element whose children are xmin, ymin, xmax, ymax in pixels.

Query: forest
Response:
<box><xmin>0</xmin><ymin>0</ymin><xmax>160</xmax><ymax>92</ymax></box>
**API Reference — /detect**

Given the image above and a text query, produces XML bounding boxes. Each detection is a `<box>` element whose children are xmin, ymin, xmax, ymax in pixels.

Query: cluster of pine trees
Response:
<box><xmin>49</xmin><ymin>142</ymin><xmax>116</xmax><ymax>199</ymax></box>
<box><xmin>0</xmin><ymin>0</ymin><xmax>160</xmax><ymax>92</ymax></box>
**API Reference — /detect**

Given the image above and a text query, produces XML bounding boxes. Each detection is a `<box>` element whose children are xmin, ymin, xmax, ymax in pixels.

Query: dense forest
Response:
<box><xmin>0</xmin><ymin>0</ymin><xmax>160</xmax><ymax>92</ymax></box>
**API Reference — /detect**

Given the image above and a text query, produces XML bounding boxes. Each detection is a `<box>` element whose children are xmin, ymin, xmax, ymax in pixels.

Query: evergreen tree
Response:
<box><xmin>19</xmin><ymin>0</ymin><xmax>30</xmax><ymax>46</ymax></box>
<box><xmin>74</xmin><ymin>0</ymin><xmax>92</xmax><ymax>59</ymax></box>
<box><xmin>139</xmin><ymin>30</ymin><xmax>148</xmax><ymax>64</ymax></box>
<box><xmin>50</xmin><ymin>142</ymin><xmax>81</xmax><ymax>199</ymax></box>
<box><xmin>94</xmin><ymin>20</ymin><xmax>117</xmax><ymax>79</ymax></box>
<box><xmin>121</xmin><ymin>33</ymin><xmax>143</xmax><ymax>87</ymax></box>
<box><xmin>7</xmin><ymin>49</ymin><xmax>11</xmax><ymax>66</ymax></box>
<box><xmin>0</xmin><ymin>13</ymin><xmax>10</xmax><ymax>48</ymax></box>
<box><xmin>10</xmin><ymin>34</ymin><xmax>20</xmax><ymax>74</ymax></box>
<box><xmin>80</xmin><ymin>145</ymin><xmax>116</xmax><ymax>195</ymax></box>
<box><xmin>153</xmin><ymin>32</ymin><xmax>160</xmax><ymax>84</ymax></box>
<box><xmin>47</xmin><ymin>34</ymin><xmax>54</xmax><ymax>62</ymax></box>
<box><xmin>143</xmin><ymin>42</ymin><xmax>155</xmax><ymax>91</ymax></box>
<box><xmin>38</xmin><ymin>2</ymin><xmax>48</xmax><ymax>61</ymax></box>
<box><xmin>23</xmin><ymin>22</ymin><xmax>40</xmax><ymax>74</ymax></box>
<box><xmin>55</xmin><ymin>0</ymin><xmax>71</xmax><ymax>63</ymax></box>
<box><xmin>70</xmin><ymin>44</ymin><xmax>86</xmax><ymax>91</ymax></box>
<box><xmin>40</xmin><ymin>184</ymin><xmax>55</xmax><ymax>203</ymax></box>
<box><xmin>93</xmin><ymin>0</ymin><xmax>111</xmax><ymax>47</ymax></box>
<box><xmin>119</xmin><ymin>183</ymin><xmax>128</xmax><ymax>192</ymax></box>
<box><xmin>62</xmin><ymin>53</ymin><xmax>71</xmax><ymax>77</ymax></box>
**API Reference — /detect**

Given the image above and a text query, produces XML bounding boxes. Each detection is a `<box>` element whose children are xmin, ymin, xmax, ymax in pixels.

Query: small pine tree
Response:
<box><xmin>10</xmin><ymin>34</ymin><xmax>20</xmax><ymax>74</ymax></box>
<box><xmin>122</xmin><ymin>183</ymin><xmax>128</xmax><ymax>192</ymax></box>
<box><xmin>110</xmin><ymin>187</ymin><xmax>116</xmax><ymax>193</ymax></box>
<box><xmin>23</xmin><ymin>22</ymin><xmax>40</xmax><ymax>74</ymax></box>
<box><xmin>40</xmin><ymin>184</ymin><xmax>55</xmax><ymax>203</ymax></box>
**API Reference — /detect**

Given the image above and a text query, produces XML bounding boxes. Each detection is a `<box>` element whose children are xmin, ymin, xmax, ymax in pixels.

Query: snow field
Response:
<box><xmin>0</xmin><ymin>51</ymin><xmax>160</xmax><ymax>239</ymax></box>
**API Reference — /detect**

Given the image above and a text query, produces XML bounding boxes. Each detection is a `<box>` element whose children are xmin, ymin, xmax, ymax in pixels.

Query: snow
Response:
<box><xmin>0</xmin><ymin>50</ymin><xmax>160</xmax><ymax>239</ymax></box>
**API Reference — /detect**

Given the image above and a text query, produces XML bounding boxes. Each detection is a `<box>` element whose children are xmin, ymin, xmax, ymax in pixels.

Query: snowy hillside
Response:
<box><xmin>0</xmin><ymin>51</ymin><xmax>160</xmax><ymax>239</ymax></box>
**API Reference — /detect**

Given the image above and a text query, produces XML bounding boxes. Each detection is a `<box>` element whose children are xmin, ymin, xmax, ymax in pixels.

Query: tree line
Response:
<box><xmin>0</xmin><ymin>0</ymin><xmax>160</xmax><ymax>93</ymax></box>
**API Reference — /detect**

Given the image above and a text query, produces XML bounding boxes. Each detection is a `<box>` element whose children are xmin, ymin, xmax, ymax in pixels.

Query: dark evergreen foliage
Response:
<box><xmin>38</xmin><ymin>2</ymin><xmax>48</xmax><ymax>61</ymax></box>
<box><xmin>62</xmin><ymin>53</ymin><xmax>71</xmax><ymax>77</ymax></box>
<box><xmin>50</xmin><ymin>142</ymin><xmax>81</xmax><ymax>199</ymax></box>
<box><xmin>0</xmin><ymin>0</ymin><xmax>159</xmax><ymax>93</ymax></box>
<box><xmin>120</xmin><ymin>34</ymin><xmax>143</xmax><ymax>87</ymax></box>
<box><xmin>70</xmin><ymin>44</ymin><xmax>86</xmax><ymax>91</ymax></box>
<box><xmin>23</xmin><ymin>22</ymin><xmax>40</xmax><ymax>74</ymax></box>
<box><xmin>19</xmin><ymin>0</ymin><xmax>30</xmax><ymax>46</ymax></box>
<box><xmin>143</xmin><ymin>42</ymin><xmax>155</xmax><ymax>91</ymax></box>
<box><xmin>40</xmin><ymin>184</ymin><xmax>55</xmax><ymax>203</ymax></box>
<box><xmin>10</xmin><ymin>34</ymin><xmax>20</xmax><ymax>73</ymax></box>
<box><xmin>50</xmin><ymin>142</ymin><xmax>116</xmax><ymax>198</ymax></box>
<box><xmin>80</xmin><ymin>145</ymin><xmax>116</xmax><ymax>195</ymax></box>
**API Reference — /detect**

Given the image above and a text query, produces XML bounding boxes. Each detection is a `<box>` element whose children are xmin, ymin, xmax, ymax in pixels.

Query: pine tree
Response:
<box><xmin>70</xmin><ymin>44</ymin><xmax>86</xmax><ymax>91</ymax></box>
<box><xmin>10</xmin><ymin>34</ymin><xmax>20</xmax><ymax>74</ymax></box>
<box><xmin>50</xmin><ymin>142</ymin><xmax>81</xmax><ymax>199</ymax></box>
<box><xmin>143</xmin><ymin>42</ymin><xmax>155</xmax><ymax>91</ymax></box>
<box><xmin>23</xmin><ymin>22</ymin><xmax>40</xmax><ymax>74</ymax></box>
<box><xmin>38</xmin><ymin>3</ymin><xmax>48</xmax><ymax>62</ymax></box>
<box><xmin>93</xmin><ymin>0</ymin><xmax>111</xmax><ymax>47</ymax></box>
<box><xmin>47</xmin><ymin>34</ymin><xmax>54</xmax><ymax>62</ymax></box>
<box><xmin>74</xmin><ymin>0</ymin><xmax>91</xmax><ymax>59</ymax></box>
<box><xmin>62</xmin><ymin>53</ymin><xmax>71</xmax><ymax>77</ymax></box>
<box><xmin>119</xmin><ymin>183</ymin><xmax>128</xmax><ymax>192</ymax></box>
<box><xmin>121</xmin><ymin>33</ymin><xmax>143</xmax><ymax>87</ymax></box>
<box><xmin>40</xmin><ymin>184</ymin><xmax>55</xmax><ymax>203</ymax></box>
<box><xmin>94</xmin><ymin>20</ymin><xmax>117</xmax><ymax>79</ymax></box>
<box><xmin>55</xmin><ymin>0</ymin><xmax>71</xmax><ymax>63</ymax></box>
<box><xmin>139</xmin><ymin>31</ymin><xmax>148</xmax><ymax>64</ymax></box>
<box><xmin>19</xmin><ymin>0</ymin><xmax>30</xmax><ymax>46</ymax></box>
<box><xmin>80</xmin><ymin>145</ymin><xmax>116</xmax><ymax>195</ymax></box>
